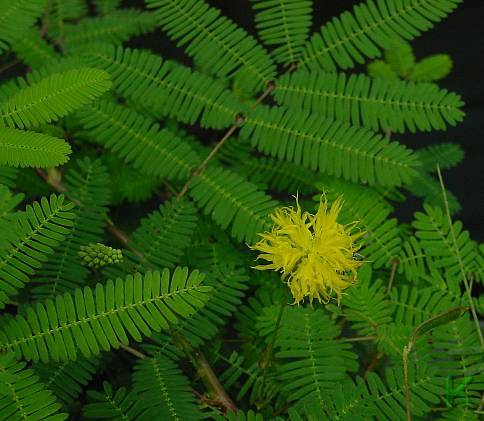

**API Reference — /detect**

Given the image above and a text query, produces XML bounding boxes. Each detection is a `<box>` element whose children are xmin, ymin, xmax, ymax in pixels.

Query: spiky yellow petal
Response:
<box><xmin>250</xmin><ymin>195</ymin><xmax>364</xmax><ymax>304</ymax></box>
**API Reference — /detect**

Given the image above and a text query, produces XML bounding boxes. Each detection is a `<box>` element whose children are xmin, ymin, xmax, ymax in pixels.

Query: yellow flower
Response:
<box><xmin>250</xmin><ymin>195</ymin><xmax>364</xmax><ymax>305</ymax></box>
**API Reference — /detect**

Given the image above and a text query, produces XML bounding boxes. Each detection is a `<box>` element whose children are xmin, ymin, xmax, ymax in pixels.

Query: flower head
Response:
<box><xmin>250</xmin><ymin>195</ymin><xmax>364</xmax><ymax>305</ymax></box>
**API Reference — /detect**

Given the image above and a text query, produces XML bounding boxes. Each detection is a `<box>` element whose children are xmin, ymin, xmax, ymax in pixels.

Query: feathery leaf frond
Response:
<box><xmin>146</xmin><ymin>0</ymin><xmax>276</xmax><ymax>91</ymax></box>
<box><xmin>241</xmin><ymin>106</ymin><xmax>420</xmax><ymax>187</ymax></box>
<box><xmin>250</xmin><ymin>0</ymin><xmax>313</xmax><ymax>65</ymax></box>
<box><xmin>0</xmin><ymin>352</ymin><xmax>68</xmax><ymax>421</ymax></box>
<box><xmin>275</xmin><ymin>306</ymin><xmax>358</xmax><ymax>413</ymax></box>
<box><xmin>132</xmin><ymin>354</ymin><xmax>201</xmax><ymax>420</ymax></box>
<box><xmin>0</xmin><ymin>268</ymin><xmax>211</xmax><ymax>362</ymax></box>
<box><xmin>275</xmin><ymin>70</ymin><xmax>465</xmax><ymax>133</ymax></box>
<box><xmin>188</xmin><ymin>165</ymin><xmax>278</xmax><ymax>243</ymax></box>
<box><xmin>0</xmin><ymin>0</ymin><xmax>47</xmax><ymax>53</ymax></box>
<box><xmin>0</xmin><ymin>128</ymin><xmax>71</xmax><ymax>168</ymax></box>
<box><xmin>81</xmin><ymin>44</ymin><xmax>243</xmax><ymax>129</ymax></box>
<box><xmin>299</xmin><ymin>0</ymin><xmax>462</xmax><ymax>71</ymax></box>
<box><xmin>0</xmin><ymin>68</ymin><xmax>112</xmax><ymax>129</ymax></box>
<box><xmin>63</xmin><ymin>10</ymin><xmax>157</xmax><ymax>51</ymax></box>
<box><xmin>415</xmin><ymin>143</ymin><xmax>464</xmax><ymax>171</ymax></box>
<box><xmin>0</xmin><ymin>194</ymin><xmax>75</xmax><ymax>309</ymax></box>
<box><xmin>77</xmin><ymin>100</ymin><xmax>201</xmax><ymax>180</ymax></box>
<box><xmin>84</xmin><ymin>382</ymin><xmax>143</xmax><ymax>420</ymax></box>
<box><xmin>34</xmin><ymin>356</ymin><xmax>100</xmax><ymax>405</ymax></box>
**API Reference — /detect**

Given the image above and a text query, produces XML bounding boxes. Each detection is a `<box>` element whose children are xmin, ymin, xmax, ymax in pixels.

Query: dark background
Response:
<box><xmin>127</xmin><ymin>0</ymin><xmax>484</xmax><ymax>240</ymax></box>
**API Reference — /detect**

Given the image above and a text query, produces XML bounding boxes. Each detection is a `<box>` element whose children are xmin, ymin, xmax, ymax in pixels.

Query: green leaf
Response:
<box><xmin>0</xmin><ymin>128</ymin><xmax>71</xmax><ymax>168</ymax></box>
<box><xmin>0</xmin><ymin>268</ymin><xmax>211</xmax><ymax>362</ymax></box>
<box><xmin>0</xmin><ymin>68</ymin><xmax>112</xmax><ymax>129</ymax></box>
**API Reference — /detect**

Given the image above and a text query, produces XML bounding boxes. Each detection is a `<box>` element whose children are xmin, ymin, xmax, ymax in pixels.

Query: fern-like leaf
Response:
<box><xmin>63</xmin><ymin>10</ymin><xmax>157</xmax><ymax>51</ymax></box>
<box><xmin>299</xmin><ymin>0</ymin><xmax>462</xmax><ymax>71</ymax></box>
<box><xmin>275</xmin><ymin>306</ymin><xmax>358</xmax><ymax>412</ymax></box>
<box><xmin>132</xmin><ymin>353</ymin><xmax>201</xmax><ymax>420</ymax></box>
<box><xmin>94</xmin><ymin>0</ymin><xmax>122</xmax><ymax>15</ymax></box>
<box><xmin>0</xmin><ymin>352</ymin><xmax>68</xmax><ymax>420</ymax></box>
<box><xmin>241</xmin><ymin>105</ymin><xmax>419</xmax><ymax>187</ymax></box>
<box><xmin>0</xmin><ymin>0</ymin><xmax>47</xmax><ymax>53</ymax></box>
<box><xmin>319</xmin><ymin>362</ymin><xmax>444</xmax><ymax>420</ymax></box>
<box><xmin>146</xmin><ymin>0</ymin><xmax>276</xmax><ymax>91</ymax></box>
<box><xmin>77</xmin><ymin>100</ymin><xmax>201</xmax><ymax>180</ymax></box>
<box><xmin>105</xmin><ymin>197</ymin><xmax>198</xmax><ymax>280</ymax></box>
<box><xmin>83</xmin><ymin>382</ymin><xmax>144</xmax><ymax>420</ymax></box>
<box><xmin>81</xmin><ymin>44</ymin><xmax>243</xmax><ymax>129</ymax></box>
<box><xmin>11</xmin><ymin>28</ymin><xmax>58</xmax><ymax>69</ymax></box>
<box><xmin>188</xmin><ymin>165</ymin><xmax>278</xmax><ymax>243</ymax></box>
<box><xmin>0</xmin><ymin>194</ymin><xmax>75</xmax><ymax>309</ymax></box>
<box><xmin>0</xmin><ymin>268</ymin><xmax>211</xmax><ymax>362</ymax></box>
<box><xmin>0</xmin><ymin>68</ymin><xmax>112</xmax><ymax>129</ymax></box>
<box><xmin>34</xmin><ymin>356</ymin><xmax>100</xmax><ymax>406</ymax></box>
<box><xmin>0</xmin><ymin>128</ymin><xmax>71</xmax><ymax>168</ymax></box>
<box><xmin>413</xmin><ymin>204</ymin><xmax>478</xmax><ymax>280</ymax></box>
<box><xmin>415</xmin><ymin>143</ymin><xmax>464</xmax><ymax>171</ymax></box>
<box><xmin>275</xmin><ymin>70</ymin><xmax>464</xmax><ymax>133</ymax></box>
<box><xmin>250</xmin><ymin>0</ymin><xmax>312</xmax><ymax>65</ymax></box>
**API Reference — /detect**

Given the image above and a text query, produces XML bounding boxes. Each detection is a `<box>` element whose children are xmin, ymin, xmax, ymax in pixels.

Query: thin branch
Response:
<box><xmin>173</xmin><ymin>332</ymin><xmax>237</xmax><ymax>414</ymax></box>
<box><xmin>177</xmin><ymin>81</ymin><xmax>276</xmax><ymax>199</ymax></box>
<box><xmin>402</xmin><ymin>345</ymin><xmax>412</xmax><ymax>421</ymax></box>
<box><xmin>120</xmin><ymin>344</ymin><xmax>147</xmax><ymax>360</ymax></box>
<box><xmin>436</xmin><ymin>166</ymin><xmax>484</xmax><ymax>348</ymax></box>
<box><xmin>386</xmin><ymin>258</ymin><xmax>399</xmax><ymax>296</ymax></box>
<box><xmin>338</xmin><ymin>335</ymin><xmax>376</xmax><ymax>343</ymax></box>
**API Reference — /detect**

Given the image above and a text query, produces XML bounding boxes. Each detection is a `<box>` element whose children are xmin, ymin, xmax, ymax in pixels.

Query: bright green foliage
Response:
<box><xmin>319</xmin><ymin>362</ymin><xmax>445</xmax><ymax>420</ymax></box>
<box><xmin>250</xmin><ymin>0</ymin><xmax>313</xmax><ymax>65</ymax></box>
<box><xmin>413</xmin><ymin>204</ymin><xmax>478</xmax><ymax>280</ymax></box>
<box><xmin>416</xmin><ymin>143</ymin><xmax>464</xmax><ymax>170</ymax></box>
<box><xmin>11</xmin><ymin>28</ymin><xmax>58</xmax><ymax>69</ymax></box>
<box><xmin>275</xmin><ymin>70</ymin><xmax>465</xmax><ymax>133</ymax></box>
<box><xmin>0</xmin><ymin>185</ymin><xmax>23</xmax><ymax>218</ymax></box>
<box><xmin>0</xmin><ymin>351</ymin><xmax>68</xmax><ymax>420</ymax></box>
<box><xmin>369</xmin><ymin>39</ymin><xmax>454</xmax><ymax>84</ymax></box>
<box><xmin>46</xmin><ymin>0</ymin><xmax>87</xmax><ymax>40</ymax></box>
<box><xmin>63</xmin><ymin>10</ymin><xmax>157</xmax><ymax>51</ymax></box>
<box><xmin>132</xmin><ymin>353</ymin><xmax>201</xmax><ymax>420</ymax></box>
<box><xmin>105</xmin><ymin>198</ymin><xmax>198</xmax><ymax>279</ymax></box>
<box><xmin>79</xmin><ymin>243</ymin><xmax>123</xmax><ymax>268</ymax></box>
<box><xmin>29</xmin><ymin>158</ymin><xmax>110</xmax><ymax>301</ymax></box>
<box><xmin>0</xmin><ymin>68</ymin><xmax>112</xmax><ymax>129</ymax></box>
<box><xmin>0</xmin><ymin>0</ymin><xmax>47</xmax><ymax>53</ymax></box>
<box><xmin>299</xmin><ymin>0</ymin><xmax>462</xmax><ymax>71</ymax></box>
<box><xmin>146</xmin><ymin>0</ymin><xmax>277</xmax><ymax>91</ymax></box>
<box><xmin>274</xmin><ymin>306</ymin><xmax>358</xmax><ymax>413</ymax></box>
<box><xmin>0</xmin><ymin>268</ymin><xmax>211</xmax><ymax>362</ymax></box>
<box><xmin>0</xmin><ymin>128</ymin><xmax>71</xmax><ymax>168</ymax></box>
<box><xmin>34</xmin><ymin>356</ymin><xmax>100</xmax><ymax>406</ymax></box>
<box><xmin>77</xmin><ymin>100</ymin><xmax>201</xmax><ymax>180</ymax></box>
<box><xmin>242</xmin><ymin>105</ymin><xmax>419</xmax><ymax>186</ymax></box>
<box><xmin>411</xmin><ymin>54</ymin><xmax>453</xmax><ymax>82</ymax></box>
<box><xmin>83</xmin><ymin>382</ymin><xmax>144</xmax><ymax>419</ymax></box>
<box><xmin>384</xmin><ymin>39</ymin><xmax>415</xmax><ymax>78</ymax></box>
<box><xmin>0</xmin><ymin>194</ymin><xmax>75</xmax><ymax>309</ymax></box>
<box><xmin>80</xmin><ymin>44</ymin><xmax>243</xmax><ymax>129</ymax></box>
<box><xmin>94</xmin><ymin>0</ymin><xmax>123</xmax><ymax>15</ymax></box>
<box><xmin>189</xmin><ymin>165</ymin><xmax>278</xmax><ymax>243</ymax></box>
